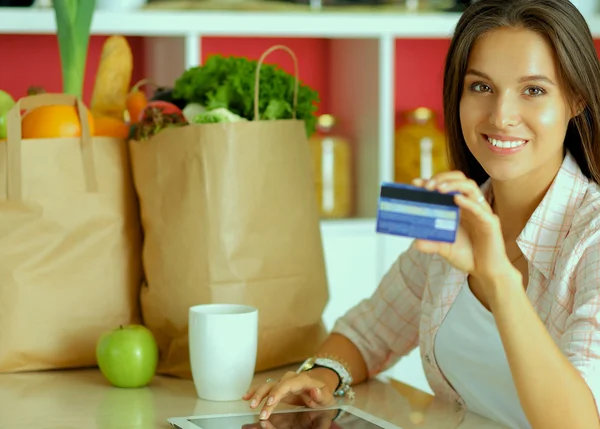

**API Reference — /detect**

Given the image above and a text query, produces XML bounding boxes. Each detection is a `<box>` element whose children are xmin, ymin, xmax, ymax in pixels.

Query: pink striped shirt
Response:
<box><xmin>332</xmin><ymin>151</ymin><xmax>600</xmax><ymax>423</ymax></box>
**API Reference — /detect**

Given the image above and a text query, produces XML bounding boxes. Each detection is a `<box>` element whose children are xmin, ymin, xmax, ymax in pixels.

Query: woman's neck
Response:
<box><xmin>491</xmin><ymin>165</ymin><xmax>561</xmax><ymax>242</ymax></box>
<box><xmin>492</xmin><ymin>182</ymin><xmax>542</xmax><ymax>241</ymax></box>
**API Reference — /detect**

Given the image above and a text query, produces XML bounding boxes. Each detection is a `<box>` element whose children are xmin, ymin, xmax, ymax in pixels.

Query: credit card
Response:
<box><xmin>376</xmin><ymin>182</ymin><xmax>459</xmax><ymax>243</ymax></box>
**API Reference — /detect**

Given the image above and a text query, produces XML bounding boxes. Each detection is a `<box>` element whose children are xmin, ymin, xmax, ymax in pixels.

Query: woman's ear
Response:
<box><xmin>571</xmin><ymin>98</ymin><xmax>586</xmax><ymax>118</ymax></box>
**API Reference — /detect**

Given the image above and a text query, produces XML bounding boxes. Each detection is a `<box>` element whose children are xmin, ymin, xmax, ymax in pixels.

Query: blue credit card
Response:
<box><xmin>376</xmin><ymin>182</ymin><xmax>459</xmax><ymax>243</ymax></box>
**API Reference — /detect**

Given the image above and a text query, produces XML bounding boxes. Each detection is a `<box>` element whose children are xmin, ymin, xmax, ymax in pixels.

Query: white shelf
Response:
<box><xmin>320</xmin><ymin>218</ymin><xmax>376</xmax><ymax>236</ymax></box>
<box><xmin>4</xmin><ymin>6</ymin><xmax>600</xmax><ymax>38</ymax></box>
<box><xmin>0</xmin><ymin>7</ymin><xmax>464</xmax><ymax>38</ymax></box>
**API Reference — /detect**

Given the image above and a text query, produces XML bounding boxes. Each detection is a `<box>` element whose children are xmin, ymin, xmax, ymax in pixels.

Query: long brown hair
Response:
<box><xmin>443</xmin><ymin>0</ymin><xmax>600</xmax><ymax>185</ymax></box>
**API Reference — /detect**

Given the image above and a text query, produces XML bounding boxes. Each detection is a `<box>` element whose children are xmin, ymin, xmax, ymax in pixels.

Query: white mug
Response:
<box><xmin>188</xmin><ymin>304</ymin><xmax>258</xmax><ymax>401</ymax></box>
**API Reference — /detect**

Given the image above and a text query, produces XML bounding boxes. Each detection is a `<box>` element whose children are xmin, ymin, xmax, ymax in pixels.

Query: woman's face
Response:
<box><xmin>459</xmin><ymin>27</ymin><xmax>575</xmax><ymax>183</ymax></box>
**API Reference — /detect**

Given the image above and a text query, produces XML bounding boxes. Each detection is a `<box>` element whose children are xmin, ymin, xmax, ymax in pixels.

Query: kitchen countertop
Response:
<box><xmin>0</xmin><ymin>365</ymin><xmax>509</xmax><ymax>429</ymax></box>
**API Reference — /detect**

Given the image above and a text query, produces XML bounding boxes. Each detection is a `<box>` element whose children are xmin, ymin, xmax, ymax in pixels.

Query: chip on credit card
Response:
<box><xmin>376</xmin><ymin>182</ymin><xmax>459</xmax><ymax>243</ymax></box>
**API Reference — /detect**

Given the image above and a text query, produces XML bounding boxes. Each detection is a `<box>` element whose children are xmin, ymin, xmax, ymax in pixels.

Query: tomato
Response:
<box><xmin>138</xmin><ymin>101</ymin><xmax>183</xmax><ymax>122</ymax></box>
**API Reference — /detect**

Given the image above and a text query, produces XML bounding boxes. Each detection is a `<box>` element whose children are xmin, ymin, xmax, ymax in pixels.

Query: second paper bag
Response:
<box><xmin>130</xmin><ymin>46</ymin><xmax>329</xmax><ymax>378</ymax></box>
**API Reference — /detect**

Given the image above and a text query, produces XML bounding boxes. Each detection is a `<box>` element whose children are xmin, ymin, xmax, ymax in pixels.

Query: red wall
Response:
<box><xmin>0</xmin><ymin>35</ymin><xmax>447</xmax><ymax>123</ymax></box>
<box><xmin>2</xmin><ymin>35</ymin><xmax>600</xmax><ymax>128</ymax></box>
<box><xmin>0</xmin><ymin>35</ymin><xmax>147</xmax><ymax>104</ymax></box>
<box><xmin>395</xmin><ymin>39</ymin><xmax>450</xmax><ymax>129</ymax></box>
<box><xmin>0</xmin><ymin>35</ymin><xmax>331</xmax><ymax>111</ymax></box>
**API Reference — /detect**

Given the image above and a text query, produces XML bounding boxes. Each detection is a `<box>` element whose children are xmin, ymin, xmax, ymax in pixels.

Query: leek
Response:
<box><xmin>52</xmin><ymin>0</ymin><xmax>96</xmax><ymax>99</ymax></box>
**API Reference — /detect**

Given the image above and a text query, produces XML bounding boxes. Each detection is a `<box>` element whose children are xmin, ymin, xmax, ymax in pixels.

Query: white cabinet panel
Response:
<box><xmin>377</xmin><ymin>235</ymin><xmax>413</xmax><ymax>279</ymax></box>
<box><xmin>320</xmin><ymin>228</ymin><xmax>379</xmax><ymax>331</ymax></box>
<box><xmin>320</xmin><ymin>227</ymin><xmax>432</xmax><ymax>395</ymax></box>
<box><xmin>377</xmin><ymin>235</ymin><xmax>432</xmax><ymax>394</ymax></box>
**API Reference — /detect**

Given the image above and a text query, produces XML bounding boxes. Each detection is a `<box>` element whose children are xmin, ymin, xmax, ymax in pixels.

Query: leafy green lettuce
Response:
<box><xmin>172</xmin><ymin>54</ymin><xmax>320</xmax><ymax>136</ymax></box>
<box><xmin>193</xmin><ymin>107</ymin><xmax>247</xmax><ymax>124</ymax></box>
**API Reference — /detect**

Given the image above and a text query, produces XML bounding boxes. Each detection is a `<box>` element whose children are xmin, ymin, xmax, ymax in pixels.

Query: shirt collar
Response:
<box><xmin>480</xmin><ymin>151</ymin><xmax>589</xmax><ymax>279</ymax></box>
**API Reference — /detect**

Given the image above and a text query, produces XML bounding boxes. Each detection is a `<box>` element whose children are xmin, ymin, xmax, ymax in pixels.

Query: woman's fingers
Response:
<box><xmin>413</xmin><ymin>171</ymin><xmax>467</xmax><ymax>190</ymax></box>
<box><xmin>246</xmin><ymin>371</ymin><xmax>335</xmax><ymax>422</ymax></box>
<box><xmin>247</xmin><ymin>379</ymin><xmax>279</xmax><ymax>409</ymax></box>
<box><xmin>413</xmin><ymin>173</ymin><xmax>472</xmax><ymax>195</ymax></box>
<box><xmin>242</xmin><ymin>386</ymin><xmax>257</xmax><ymax>401</ymax></box>
<box><xmin>438</xmin><ymin>178</ymin><xmax>483</xmax><ymax>199</ymax></box>
<box><xmin>246</xmin><ymin>371</ymin><xmax>298</xmax><ymax>409</ymax></box>
<box><xmin>414</xmin><ymin>239</ymin><xmax>452</xmax><ymax>257</ymax></box>
<box><xmin>416</xmin><ymin>175</ymin><xmax>493</xmax><ymax>215</ymax></box>
<box><xmin>454</xmin><ymin>194</ymin><xmax>499</xmax><ymax>234</ymax></box>
<box><xmin>259</xmin><ymin>375</ymin><xmax>326</xmax><ymax>420</ymax></box>
<box><xmin>303</xmin><ymin>386</ymin><xmax>335</xmax><ymax>408</ymax></box>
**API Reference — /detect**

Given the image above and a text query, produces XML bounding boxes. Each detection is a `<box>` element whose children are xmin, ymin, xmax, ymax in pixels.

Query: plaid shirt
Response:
<box><xmin>332</xmin><ymin>151</ymin><xmax>600</xmax><ymax>423</ymax></box>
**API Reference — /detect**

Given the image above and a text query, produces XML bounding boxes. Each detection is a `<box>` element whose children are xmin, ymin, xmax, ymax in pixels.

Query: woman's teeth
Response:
<box><xmin>487</xmin><ymin>137</ymin><xmax>527</xmax><ymax>149</ymax></box>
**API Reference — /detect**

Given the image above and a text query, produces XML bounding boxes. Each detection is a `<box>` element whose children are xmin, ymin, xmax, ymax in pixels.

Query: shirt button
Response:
<box><xmin>455</xmin><ymin>400</ymin><xmax>464</xmax><ymax>412</ymax></box>
<box><xmin>425</xmin><ymin>355</ymin><xmax>431</xmax><ymax>364</ymax></box>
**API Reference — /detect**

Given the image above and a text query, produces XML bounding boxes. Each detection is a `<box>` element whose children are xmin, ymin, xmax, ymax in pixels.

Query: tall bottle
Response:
<box><xmin>394</xmin><ymin>107</ymin><xmax>449</xmax><ymax>184</ymax></box>
<box><xmin>308</xmin><ymin>114</ymin><xmax>353</xmax><ymax>219</ymax></box>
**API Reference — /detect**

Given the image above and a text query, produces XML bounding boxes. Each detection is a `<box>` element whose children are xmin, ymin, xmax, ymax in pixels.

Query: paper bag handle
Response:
<box><xmin>254</xmin><ymin>45</ymin><xmax>299</xmax><ymax>121</ymax></box>
<box><xmin>5</xmin><ymin>93</ymin><xmax>99</xmax><ymax>201</ymax></box>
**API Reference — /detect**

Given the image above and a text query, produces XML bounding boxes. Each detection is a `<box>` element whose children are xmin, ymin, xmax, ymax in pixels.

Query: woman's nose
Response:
<box><xmin>489</xmin><ymin>94</ymin><xmax>521</xmax><ymax>129</ymax></box>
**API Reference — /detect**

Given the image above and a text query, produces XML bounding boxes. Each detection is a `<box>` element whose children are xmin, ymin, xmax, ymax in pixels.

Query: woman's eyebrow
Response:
<box><xmin>465</xmin><ymin>68</ymin><xmax>491</xmax><ymax>80</ymax></box>
<box><xmin>518</xmin><ymin>75</ymin><xmax>556</xmax><ymax>86</ymax></box>
<box><xmin>465</xmin><ymin>68</ymin><xmax>556</xmax><ymax>86</ymax></box>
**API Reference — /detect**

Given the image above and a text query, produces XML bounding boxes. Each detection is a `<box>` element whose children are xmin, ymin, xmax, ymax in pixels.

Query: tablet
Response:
<box><xmin>168</xmin><ymin>405</ymin><xmax>403</xmax><ymax>429</ymax></box>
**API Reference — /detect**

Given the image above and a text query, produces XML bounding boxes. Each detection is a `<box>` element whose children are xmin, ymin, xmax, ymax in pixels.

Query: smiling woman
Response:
<box><xmin>443</xmin><ymin>0</ymin><xmax>600</xmax><ymax>187</ymax></box>
<box><xmin>242</xmin><ymin>2</ymin><xmax>600</xmax><ymax>429</ymax></box>
<box><xmin>458</xmin><ymin>26</ymin><xmax>573</xmax><ymax>190</ymax></box>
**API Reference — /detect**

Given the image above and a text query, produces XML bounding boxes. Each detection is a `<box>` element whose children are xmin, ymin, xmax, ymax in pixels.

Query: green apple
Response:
<box><xmin>0</xmin><ymin>90</ymin><xmax>15</xmax><ymax>139</ymax></box>
<box><xmin>0</xmin><ymin>115</ymin><xmax>7</xmax><ymax>140</ymax></box>
<box><xmin>96</xmin><ymin>324</ymin><xmax>159</xmax><ymax>388</ymax></box>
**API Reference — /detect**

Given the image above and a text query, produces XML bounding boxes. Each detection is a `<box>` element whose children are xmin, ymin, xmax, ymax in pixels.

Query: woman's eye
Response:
<box><xmin>524</xmin><ymin>86</ymin><xmax>546</xmax><ymax>97</ymax></box>
<box><xmin>470</xmin><ymin>82</ymin><xmax>492</xmax><ymax>93</ymax></box>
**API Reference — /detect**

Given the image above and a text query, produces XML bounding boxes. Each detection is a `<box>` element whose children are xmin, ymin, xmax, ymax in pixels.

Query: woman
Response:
<box><xmin>244</xmin><ymin>1</ymin><xmax>600</xmax><ymax>428</ymax></box>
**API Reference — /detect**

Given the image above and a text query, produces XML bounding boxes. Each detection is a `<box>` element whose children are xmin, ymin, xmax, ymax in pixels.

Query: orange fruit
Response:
<box><xmin>93</xmin><ymin>115</ymin><xmax>130</xmax><ymax>139</ymax></box>
<box><xmin>21</xmin><ymin>105</ymin><xmax>95</xmax><ymax>139</ymax></box>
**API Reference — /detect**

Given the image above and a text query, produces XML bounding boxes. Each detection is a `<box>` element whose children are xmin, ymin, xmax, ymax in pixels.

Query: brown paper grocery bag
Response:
<box><xmin>130</xmin><ymin>45</ymin><xmax>329</xmax><ymax>378</ymax></box>
<box><xmin>0</xmin><ymin>93</ymin><xmax>143</xmax><ymax>372</ymax></box>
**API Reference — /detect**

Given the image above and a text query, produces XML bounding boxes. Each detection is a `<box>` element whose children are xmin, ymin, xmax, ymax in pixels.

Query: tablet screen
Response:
<box><xmin>186</xmin><ymin>408</ymin><xmax>385</xmax><ymax>429</ymax></box>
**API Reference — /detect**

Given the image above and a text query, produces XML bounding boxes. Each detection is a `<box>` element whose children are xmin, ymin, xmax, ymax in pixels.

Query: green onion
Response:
<box><xmin>52</xmin><ymin>0</ymin><xmax>96</xmax><ymax>99</ymax></box>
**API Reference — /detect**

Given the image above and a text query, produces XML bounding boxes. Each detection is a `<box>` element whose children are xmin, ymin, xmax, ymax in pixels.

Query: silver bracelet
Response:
<box><xmin>297</xmin><ymin>356</ymin><xmax>355</xmax><ymax>399</ymax></box>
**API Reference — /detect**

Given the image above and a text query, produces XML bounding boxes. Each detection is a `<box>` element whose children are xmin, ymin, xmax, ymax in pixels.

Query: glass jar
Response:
<box><xmin>308</xmin><ymin>114</ymin><xmax>353</xmax><ymax>218</ymax></box>
<box><xmin>394</xmin><ymin>107</ymin><xmax>449</xmax><ymax>184</ymax></box>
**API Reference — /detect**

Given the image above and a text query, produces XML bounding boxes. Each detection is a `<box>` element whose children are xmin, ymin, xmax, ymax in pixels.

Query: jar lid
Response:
<box><xmin>317</xmin><ymin>114</ymin><xmax>336</xmax><ymax>132</ymax></box>
<box><xmin>404</xmin><ymin>107</ymin><xmax>436</xmax><ymax>124</ymax></box>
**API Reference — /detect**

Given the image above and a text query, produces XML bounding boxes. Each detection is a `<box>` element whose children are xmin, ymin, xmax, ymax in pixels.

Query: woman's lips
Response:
<box><xmin>483</xmin><ymin>134</ymin><xmax>529</xmax><ymax>154</ymax></box>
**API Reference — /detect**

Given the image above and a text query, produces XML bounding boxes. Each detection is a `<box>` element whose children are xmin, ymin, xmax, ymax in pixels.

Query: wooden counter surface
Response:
<box><xmin>0</xmin><ymin>366</ymin><xmax>509</xmax><ymax>428</ymax></box>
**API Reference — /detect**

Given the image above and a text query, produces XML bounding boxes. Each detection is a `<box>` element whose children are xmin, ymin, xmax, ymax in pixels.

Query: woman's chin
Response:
<box><xmin>479</xmin><ymin>161</ymin><xmax>527</xmax><ymax>183</ymax></box>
